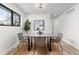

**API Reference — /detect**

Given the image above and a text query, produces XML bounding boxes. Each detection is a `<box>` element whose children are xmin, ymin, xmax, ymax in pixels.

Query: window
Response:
<box><xmin>0</xmin><ymin>4</ymin><xmax>21</xmax><ymax>26</ymax></box>
<box><xmin>13</xmin><ymin>12</ymin><xmax>20</xmax><ymax>26</ymax></box>
<box><xmin>34</xmin><ymin>20</ymin><xmax>44</xmax><ymax>31</ymax></box>
<box><xmin>0</xmin><ymin>4</ymin><xmax>12</xmax><ymax>26</ymax></box>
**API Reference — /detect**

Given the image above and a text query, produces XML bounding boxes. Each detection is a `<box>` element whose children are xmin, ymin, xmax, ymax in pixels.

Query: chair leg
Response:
<box><xmin>52</xmin><ymin>42</ymin><xmax>54</xmax><ymax>50</ymax></box>
<box><xmin>33</xmin><ymin>43</ymin><xmax>36</xmax><ymax>55</ymax></box>
<box><xmin>59</xmin><ymin>42</ymin><xmax>63</xmax><ymax>54</ymax></box>
<box><xmin>55</xmin><ymin>42</ymin><xmax>58</xmax><ymax>48</ymax></box>
<box><xmin>17</xmin><ymin>42</ymin><xmax>21</xmax><ymax>51</ymax></box>
<box><xmin>34</xmin><ymin>43</ymin><xmax>36</xmax><ymax>50</ymax></box>
<box><xmin>25</xmin><ymin>42</ymin><xmax>27</xmax><ymax>49</ymax></box>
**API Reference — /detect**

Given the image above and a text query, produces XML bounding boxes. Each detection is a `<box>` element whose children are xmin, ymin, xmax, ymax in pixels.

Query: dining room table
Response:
<box><xmin>23</xmin><ymin>33</ymin><xmax>57</xmax><ymax>51</ymax></box>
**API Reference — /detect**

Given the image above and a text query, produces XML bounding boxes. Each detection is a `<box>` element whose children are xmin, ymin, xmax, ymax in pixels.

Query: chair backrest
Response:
<box><xmin>56</xmin><ymin>33</ymin><xmax>63</xmax><ymax>41</ymax></box>
<box><xmin>34</xmin><ymin>37</ymin><xmax>46</xmax><ymax>46</ymax></box>
<box><xmin>18</xmin><ymin>33</ymin><xmax>23</xmax><ymax>40</ymax></box>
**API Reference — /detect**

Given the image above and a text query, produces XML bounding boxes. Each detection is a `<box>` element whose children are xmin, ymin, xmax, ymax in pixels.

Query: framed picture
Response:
<box><xmin>13</xmin><ymin>12</ymin><xmax>20</xmax><ymax>26</ymax></box>
<box><xmin>0</xmin><ymin>4</ymin><xmax>12</xmax><ymax>26</ymax></box>
<box><xmin>34</xmin><ymin>20</ymin><xmax>39</xmax><ymax>30</ymax></box>
<box><xmin>34</xmin><ymin>20</ymin><xmax>44</xmax><ymax>31</ymax></box>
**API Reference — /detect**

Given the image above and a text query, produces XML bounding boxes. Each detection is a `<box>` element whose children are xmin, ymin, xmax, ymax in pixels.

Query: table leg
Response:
<box><xmin>47</xmin><ymin>37</ymin><xmax>49</xmax><ymax>49</ymax></box>
<box><xmin>28</xmin><ymin>37</ymin><xmax>30</xmax><ymax>51</ymax></box>
<box><xmin>49</xmin><ymin>38</ymin><xmax>51</xmax><ymax>51</ymax></box>
<box><xmin>47</xmin><ymin>40</ymin><xmax>49</xmax><ymax>49</ymax></box>
<box><xmin>31</xmin><ymin>37</ymin><xmax>32</xmax><ymax>49</ymax></box>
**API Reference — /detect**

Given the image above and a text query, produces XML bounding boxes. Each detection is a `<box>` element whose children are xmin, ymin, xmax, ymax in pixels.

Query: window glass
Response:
<box><xmin>0</xmin><ymin>5</ymin><xmax>11</xmax><ymax>25</ymax></box>
<box><xmin>13</xmin><ymin>12</ymin><xmax>20</xmax><ymax>26</ymax></box>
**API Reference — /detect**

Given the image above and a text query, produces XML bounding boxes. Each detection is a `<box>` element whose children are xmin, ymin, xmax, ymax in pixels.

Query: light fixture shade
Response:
<box><xmin>36</xmin><ymin>3</ymin><xmax>45</xmax><ymax>11</ymax></box>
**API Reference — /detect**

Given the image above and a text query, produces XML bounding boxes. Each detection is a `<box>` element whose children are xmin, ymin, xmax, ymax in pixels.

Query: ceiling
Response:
<box><xmin>15</xmin><ymin>3</ymin><xmax>76</xmax><ymax>18</ymax></box>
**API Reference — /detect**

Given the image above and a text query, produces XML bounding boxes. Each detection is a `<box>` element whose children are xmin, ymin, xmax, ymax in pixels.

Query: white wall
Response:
<box><xmin>55</xmin><ymin>4</ymin><xmax>79</xmax><ymax>50</ymax></box>
<box><xmin>0</xmin><ymin>3</ymin><xmax>26</xmax><ymax>54</ymax></box>
<box><xmin>23</xmin><ymin>14</ymin><xmax>52</xmax><ymax>34</ymax></box>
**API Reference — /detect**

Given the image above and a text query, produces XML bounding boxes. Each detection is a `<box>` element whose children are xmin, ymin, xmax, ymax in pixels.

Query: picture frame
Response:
<box><xmin>34</xmin><ymin>20</ymin><xmax>44</xmax><ymax>31</ymax></box>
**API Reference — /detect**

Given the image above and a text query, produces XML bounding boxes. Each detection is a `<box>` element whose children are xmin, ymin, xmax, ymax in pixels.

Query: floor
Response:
<box><xmin>8</xmin><ymin>41</ymin><xmax>79</xmax><ymax>55</ymax></box>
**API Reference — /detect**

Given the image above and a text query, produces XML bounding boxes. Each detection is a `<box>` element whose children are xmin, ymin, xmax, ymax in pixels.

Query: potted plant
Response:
<box><xmin>24</xmin><ymin>19</ymin><xmax>31</xmax><ymax>33</ymax></box>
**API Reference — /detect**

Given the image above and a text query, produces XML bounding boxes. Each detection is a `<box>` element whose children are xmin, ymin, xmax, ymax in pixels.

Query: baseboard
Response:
<box><xmin>0</xmin><ymin>41</ymin><xmax>19</xmax><ymax>55</ymax></box>
<box><xmin>62</xmin><ymin>40</ymin><xmax>79</xmax><ymax>51</ymax></box>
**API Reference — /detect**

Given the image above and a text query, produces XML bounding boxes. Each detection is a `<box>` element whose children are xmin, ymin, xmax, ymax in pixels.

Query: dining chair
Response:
<box><xmin>17</xmin><ymin>33</ymin><xmax>28</xmax><ymax>50</ymax></box>
<box><xmin>50</xmin><ymin>33</ymin><xmax>63</xmax><ymax>53</ymax></box>
<box><xmin>34</xmin><ymin>37</ymin><xmax>46</xmax><ymax>51</ymax></box>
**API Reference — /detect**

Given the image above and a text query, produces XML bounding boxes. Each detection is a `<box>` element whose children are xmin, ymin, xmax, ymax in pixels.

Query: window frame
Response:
<box><xmin>12</xmin><ymin>11</ymin><xmax>21</xmax><ymax>26</ymax></box>
<box><xmin>0</xmin><ymin>3</ymin><xmax>21</xmax><ymax>26</ymax></box>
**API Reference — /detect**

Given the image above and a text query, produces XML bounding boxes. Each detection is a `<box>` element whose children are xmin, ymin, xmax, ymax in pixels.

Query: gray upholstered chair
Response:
<box><xmin>50</xmin><ymin>33</ymin><xmax>63</xmax><ymax>53</ymax></box>
<box><xmin>17</xmin><ymin>33</ymin><xmax>28</xmax><ymax>50</ymax></box>
<box><xmin>34</xmin><ymin>37</ymin><xmax>46</xmax><ymax>50</ymax></box>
